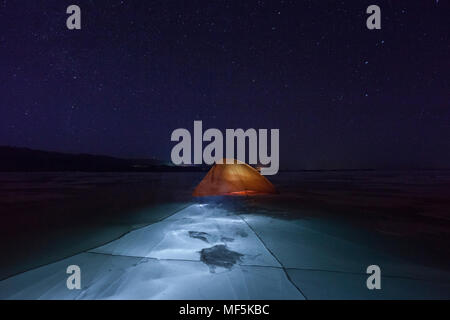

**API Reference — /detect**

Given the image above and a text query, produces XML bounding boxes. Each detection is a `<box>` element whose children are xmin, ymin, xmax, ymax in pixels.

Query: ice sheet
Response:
<box><xmin>91</xmin><ymin>204</ymin><xmax>280</xmax><ymax>268</ymax></box>
<box><xmin>2</xmin><ymin>201</ymin><xmax>449</xmax><ymax>299</ymax></box>
<box><xmin>287</xmin><ymin>269</ymin><xmax>450</xmax><ymax>300</ymax></box>
<box><xmin>240</xmin><ymin>214</ymin><xmax>450</xmax><ymax>283</ymax></box>
<box><xmin>0</xmin><ymin>204</ymin><xmax>303</xmax><ymax>299</ymax></box>
<box><xmin>0</xmin><ymin>252</ymin><xmax>304</xmax><ymax>300</ymax></box>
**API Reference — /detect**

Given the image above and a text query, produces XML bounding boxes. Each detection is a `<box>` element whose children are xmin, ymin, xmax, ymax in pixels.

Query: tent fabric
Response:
<box><xmin>193</xmin><ymin>159</ymin><xmax>277</xmax><ymax>197</ymax></box>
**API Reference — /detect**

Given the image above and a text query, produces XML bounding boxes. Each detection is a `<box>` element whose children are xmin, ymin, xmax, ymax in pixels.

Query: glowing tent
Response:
<box><xmin>193</xmin><ymin>159</ymin><xmax>277</xmax><ymax>197</ymax></box>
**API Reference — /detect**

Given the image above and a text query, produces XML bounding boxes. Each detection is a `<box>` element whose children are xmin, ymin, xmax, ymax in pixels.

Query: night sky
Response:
<box><xmin>0</xmin><ymin>0</ymin><xmax>448</xmax><ymax>170</ymax></box>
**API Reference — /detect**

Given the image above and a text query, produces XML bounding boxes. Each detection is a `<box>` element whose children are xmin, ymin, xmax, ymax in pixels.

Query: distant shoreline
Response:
<box><xmin>1</xmin><ymin>169</ymin><xmax>450</xmax><ymax>174</ymax></box>
<box><xmin>1</xmin><ymin>146</ymin><xmax>448</xmax><ymax>173</ymax></box>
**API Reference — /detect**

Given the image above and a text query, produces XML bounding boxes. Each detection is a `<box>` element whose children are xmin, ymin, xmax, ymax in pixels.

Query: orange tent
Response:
<box><xmin>193</xmin><ymin>159</ymin><xmax>277</xmax><ymax>197</ymax></box>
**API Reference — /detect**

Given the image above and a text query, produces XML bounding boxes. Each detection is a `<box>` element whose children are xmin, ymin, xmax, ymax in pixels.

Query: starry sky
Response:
<box><xmin>0</xmin><ymin>0</ymin><xmax>449</xmax><ymax>170</ymax></box>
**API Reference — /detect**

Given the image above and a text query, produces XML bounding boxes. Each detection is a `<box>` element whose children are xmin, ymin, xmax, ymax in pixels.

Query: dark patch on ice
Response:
<box><xmin>221</xmin><ymin>236</ymin><xmax>234</xmax><ymax>243</ymax></box>
<box><xmin>189</xmin><ymin>231</ymin><xmax>210</xmax><ymax>243</ymax></box>
<box><xmin>235</xmin><ymin>230</ymin><xmax>248</xmax><ymax>238</ymax></box>
<box><xmin>200</xmin><ymin>245</ymin><xmax>243</xmax><ymax>271</ymax></box>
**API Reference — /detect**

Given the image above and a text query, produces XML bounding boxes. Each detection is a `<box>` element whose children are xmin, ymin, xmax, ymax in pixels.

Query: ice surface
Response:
<box><xmin>91</xmin><ymin>204</ymin><xmax>280</xmax><ymax>267</ymax></box>
<box><xmin>0</xmin><ymin>252</ymin><xmax>303</xmax><ymax>300</ymax></box>
<box><xmin>240</xmin><ymin>214</ymin><xmax>450</xmax><ymax>283</ymax></box>
<box><xmin>1</xmin><ymin>198</ymin><xmax>449</xmax><ymax>299</ymax></box>
<box><xmin>0</xmin><ymin>204</ymin><xmax>303</xmax><ymax>300</ymax></box>
<box><xmin>287</xmin><ymin>269</ymin><xmax>450</xmax><ymax>300</ymax></box>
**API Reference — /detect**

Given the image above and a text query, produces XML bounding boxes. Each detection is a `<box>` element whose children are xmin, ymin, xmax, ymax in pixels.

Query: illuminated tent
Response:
<box><xmin>193</xmin><ymin>159</ymin><xmax>277</xmax><ymax>197</ymax></box>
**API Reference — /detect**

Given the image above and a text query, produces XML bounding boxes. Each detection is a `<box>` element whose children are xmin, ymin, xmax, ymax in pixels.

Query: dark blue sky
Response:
<box><xmin>0</xmin><ymin>0</ymin><xmax>448</xmax><ymax>169</ymax></box>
